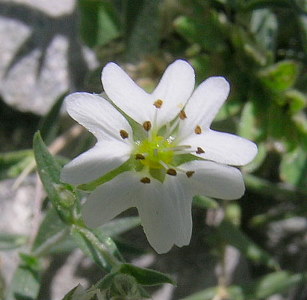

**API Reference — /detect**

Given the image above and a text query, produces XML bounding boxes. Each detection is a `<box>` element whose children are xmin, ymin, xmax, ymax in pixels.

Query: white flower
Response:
<box><xmin>61</xmin><ymin>60</ymin><xmax>258</xmax><ymax>253</ymax></box>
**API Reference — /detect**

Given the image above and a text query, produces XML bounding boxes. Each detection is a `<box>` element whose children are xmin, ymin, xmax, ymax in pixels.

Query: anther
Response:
<box><xmin>135</xmin><ymin>153</ymin><xmax>145</xmax><ymax>160</ymax></box>
<box><xmin>167</xmin><ymin>168</ymin><xmax>177</xmax><ymax>176</ymax></box>
<box><xmin>153</xmin><ymin>99</ymin><xmax>163</xmax><ymax>108</ymax></box>
<box><xmin>186</xmin><ymin>171</ymin><xmax>195</xmax><ymax>178</ymax></box>
<box><xmin>140</xmin><ymin>177</ymin><xmax>151</xmax><ymax>184</ymax></box>
<box><xmin>120</xmin><ymin>130</ymin><xmax>129</xmax><ymax>139</ymax></box>
<box><xmin>143</xmin><ymin>121</ymin><xmax>152</xmax><ymax>131</ymax></box>
<box><xmin>179</xmin><ymin>110</ymin><xmax>187</xmax><ymax>120</ymax></box>
<box><xmin>194</xmin><ymin>125</ymin><xmax>202</xmax><ymax>134</ymax></box>
<box><xmin>196</xmin><ymin>147</ymin><xmax>205</xmax><ymax>154</ymax></box>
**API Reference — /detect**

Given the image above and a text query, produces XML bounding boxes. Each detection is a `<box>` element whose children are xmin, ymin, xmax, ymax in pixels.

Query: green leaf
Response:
<box><xmin>244</xmin><ymin>0</ymin><xmax>293</xmax><ymax>11</ymax></box>
<box><xmin>71</xmin><ymin>225</ymin><xmax>121</xmax><ymax>271</ymax></box>
<box><xmin>6</xmin><ymin>255</ymin><xmax>40</xmax><ymax>300</ymax></box>
<box><xmin>78</xmin><ymin>0</ymin><xmax>121</xmax><ymax>48</ymax></box>
<box><xmin>259</xmin><ymin>60</ymin><xmax>299</xmax><ymax>92</ymax></box>
<box><xmin>33</xmin><ymin>132</ymin><xmax>80</xmax><ymax>223</ymax></box>
<box><xmin>238</xmin><ymin>101</ymin><xmax>261</xmax><ymax>141</ymax></box>
<box><xmin>32</xmin><ymin>208</ymin><xmax>69</xmax><ymax>256</ymax></box>
<box><xmin>0</xmin><ymin>233</ymin><xmax>27</xmax><ymax>250</ymax></box>
<box><xmin>217</xmin><ymin>220</ymin><xmax>279</xmax><ymax>269</ymax></box>
<box><xmin>61</xmin><ymin>284</ymin><xmax>98</xmax><ymax>300</ymax></box>
<box><xmin>38</xmin><ymin>93</ymin><xmax>66</xmax><ymax>145</ymax></box>
<box><xmin>250</xmin><ymin>8</ymin><xmax>278</xmax><ymax>54</ymax></box>
<box><xmin>0</xmin><ymin>150</ymin><xmax>33</xmax><ymax>180</ymax></box>
<box><xmin>181</xmin><ymin>272</ymin><xmax>307</xmax><ymax>300</ymax></box>
<box><xmin>284</xmin><ymin>89</ymin><xmax>307</xmax><ymax>114</ymax></box>
<box><xmin>193</xmin><ymin>195</ymin><xmax>219</xmax><ymax>209</ymax></box>
<box><xmin>125</xmin><ymin>0</ymin><xmax>160</xmax><ymax>61</ymax></box>
<box><xmin>280</xmin><ymin>146</ymin><xmax>307</xmax><ymax>188</ymax></box>
<box><xmin>174</xmin><ymin>15</ymin><xmax>226</xmax><ymax>52</ymax></box>
<box><xmin>117</xmin><ymin>263</ymin><xmax>175</xmax><ymax>286</ymax></box>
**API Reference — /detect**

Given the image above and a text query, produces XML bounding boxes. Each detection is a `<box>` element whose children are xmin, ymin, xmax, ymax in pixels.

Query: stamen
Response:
<box><xmin>167</xmin><ymin>168</ymin><xmax>177</xmax><ymax>176</ymax></box>
<box><xmin>143</xmin><ymin>121</ymin><xmax>152</xmax><ymax>131</ymax></box>
<box><xmin>186</xmin><ymin>171</ymin><xmax>195</xmax><ymax>178</ymax></box>
<box><xmin>196</xmin><ymin>147</ymin><xmax>205</xmax><ymax>154</ymax></box>
<box><xmin>179</xmin><ymin>110</ymin><xmax>187</xmax><ymax>120</ymax></box>
<box><xmin>140</xmin><ymin>177</ymin><xmax>151</xmax><ymax>184</ymax></box>
<box><xmin>153</xmin><ymin>99</ymin><xmax>163</xmax><ymax>108</ymax></box>
<box><xmin>135</xmin><ymin>153</ymin><xmax>145</xmax><ymax>160</ymax></box>
<box><xmin>194</xmin><ymin>125</ymin><xmax>202</xmax><ymax>134</ymax></box>
<box><xmin>120</xmin><ymin>130</ymin><xmax>129</xmax><ymax>139</ymax></box>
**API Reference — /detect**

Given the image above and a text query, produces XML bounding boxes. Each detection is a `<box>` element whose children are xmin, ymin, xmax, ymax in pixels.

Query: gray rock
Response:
<box><xmin>0</xmin><ymin>0</ymin><xmax>97</xmax><ymax>115</ymax></box>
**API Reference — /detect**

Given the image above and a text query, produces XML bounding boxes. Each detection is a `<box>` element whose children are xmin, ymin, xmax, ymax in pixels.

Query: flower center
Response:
<box><xmin>135</xmin><ymin>135</ymin><xmax>174</xmax><ymax>169</ymax></box>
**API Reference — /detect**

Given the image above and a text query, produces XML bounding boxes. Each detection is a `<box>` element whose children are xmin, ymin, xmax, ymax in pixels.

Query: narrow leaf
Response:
<box><xmin>118</xmin><ymin>263</ymin><xmax>175</xmax><ymax>286</ymax></box>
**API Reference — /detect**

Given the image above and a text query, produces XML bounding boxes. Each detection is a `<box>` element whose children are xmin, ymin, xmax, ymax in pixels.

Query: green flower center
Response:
<box><xmin>135</xmin><ymin>135</ymin><xmax>175</xmax><ymax>169</ymax></box>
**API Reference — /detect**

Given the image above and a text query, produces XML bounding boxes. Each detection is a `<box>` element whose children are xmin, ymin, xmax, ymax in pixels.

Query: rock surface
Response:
<box><xmin>0</xmin><ymin>0</ymin><xmax>97</xmax><ymax>115</ymax></box>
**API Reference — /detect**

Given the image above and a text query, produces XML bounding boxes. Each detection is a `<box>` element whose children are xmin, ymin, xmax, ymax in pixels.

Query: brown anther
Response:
<box><xmin>186</xmin><ymin>171</ymin><xmax>195</xmax><ymax>178</ymax></box>
<box><xmin>179</xmin><ymin>110</ymin><xmax>187</xmax><ymax>120</ymax></box>
<box><xmin>143</xmin><ymin>121</ymin><xmax>152</xmax><ymax>131</ymax></box>
<box><xmin>153</xmin><ymin>99</ymin><xmax>163</xmax><ymax>108</ymax></box>
<box><xmin>140</xmin><ymin>177</ymin><xmax>151</xmax><ymax>184</ymax></box>
<box><xmin>166</xmin><ymin>168</ymin><xmax>177</xmax><ymax>176</ymax></box>
<box><xmin>135</xmin><ymin>153</ymin><xmax>145</xmax><ymax>160</ymax></box>
<box><xmin>196</xmin><ymin>147</ymin><xmax>205</xmax><ymax>154</ymax></box>
<box><xmin>194</xmin><ymin>125</ymin><xmax>202</xmax><ymax>134</ymax></box>
<box><xmin>120</xmin><ymin>130</ymin><xmax>129</xmax><ymax>139</ymax></box>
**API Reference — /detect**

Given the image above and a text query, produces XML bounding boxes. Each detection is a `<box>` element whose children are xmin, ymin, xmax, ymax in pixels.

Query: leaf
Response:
<box><xmin>193</xmin><ymin>195</ymin><xmax>219</xmax><ymax>209</ymax></box>
<box><xmin>117</xmin><ymin>264</ymin><xmax>175</xmax><ymax>286</ymax></box>
<box><xmin>78</xmin><ymin>0</ymin><xmax>121</xmax><ymax>48</ymax></box>
<box><xmin>0</xmin><ymin>233</ymin><xmax>27</xmax><ymax>250</ymax></box>
<box><xmin>71</xmin><ymin>225</ymin><xmax>122</xmax><ymax>272</ymax></box>
<box><xmin>6</xmin><ymin>254</ymin><xmax>40</xmax><ymax>300</ymax></box>
<box><xmin>0</xmin><ymin>150</ymin><xmax>33</xmax><ymax>180</ymax></box>
<box><xmin>244</xmin><ymin>0</ymin><xmax>293</xmax><ymax>11</ymax></box>
<box><xmin>280</xmin><ymin>146</ymin><xmax>307</xmax><ymax>188</ymax></box>
<box><xmin>38</xmin><ymin>93</ymin><xmax>66</xmax><ymax>145</ymax></box>
<box><xmin>174</xmin><ymin>15</ymin><xmax>226</xmax><ymax>52</ymax></box>
<box><xmin>238</xmin><ymin>101</ymin><xmax>262</xmax><ymax>141</ymax></box>
<box><xmin>31</xmin><ymin>208</ymin><xmax>69</xmax><ymax>256</ymax></box>
<box><xmin>259</xmin><ymin>60</ymin><xmax>299</xmax><ymax>92</ymax></box>
<box><xmin>33</xmin><ymin>132</ymin><xmax>80</xmax><ymax>223</ymax></box>
<box><xmin>217</xmin><ymin>220</ymin><xmax>279</xmax><ymax>269</ymax></box>
<box><xmin>61</xmin><ymin>284</ymin><xmax>97</xmax><ymax>300</ymax></box>
<box><xmin>181</xmin><ymin>272</ymin><xmax>307</xmax><ymax>300</ymax></box>
<box><xmin>250</xmin><ymin>8</ymin><xmax>278</xmax><ymax>53</ymax></box>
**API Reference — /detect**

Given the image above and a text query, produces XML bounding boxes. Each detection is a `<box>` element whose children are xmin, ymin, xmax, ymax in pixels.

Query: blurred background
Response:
<box><xmin>0</xmin><ymin>0</ymin><xmax>306</xmax><ymax>299</ymax></box>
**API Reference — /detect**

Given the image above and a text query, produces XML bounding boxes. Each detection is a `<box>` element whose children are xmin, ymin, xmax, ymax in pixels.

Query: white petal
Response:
<box><xmin>102</xmin><ymin>62</ymin><xmax>153</xmax><ymax>125</ymax></box>
<box><xmin>82</xmin><ymin>172</ymin><xmax>138</xmax><ymax>227</ymax></box>
<box><xmin>151</xmin><ymin>60</ymin><xmax>195</xmax><ymax>126</ymax></box>
<box><xmin>182</xmin><ymin>161</ymin><xmax>245</xmax><ymax>200</ymax></box>
<box><xmin>181</xmin><ymin>129</ymin><xmax>258</xmax><ymax>166</ymax></box>
<box><xmin>60</xmin><ymin>140</ymin><xmax>132</xmax><ymax>185</ymax></box>
<box><xmin>65</xmin><ymin>92</ymin><xmax>133</xmax><ymax>141</ymax></box>
<box><xmin>136</xmin><ymin>175</ymin><xmax>193</xmax><ymax>253</ymax></box>
<box><xmin>179</xmin><ymin>77</ymin><xmax>229</xmax><ymax>139</ymax></box>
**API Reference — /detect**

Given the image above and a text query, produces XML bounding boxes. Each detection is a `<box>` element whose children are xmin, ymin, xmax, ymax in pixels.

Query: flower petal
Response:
<box><xmin>102</xmin><ymin>62</ymin><xmax>153</xmax><ymax>125</ymax></box>
<box><xmin>65</xmin><ymin>92</ymin><xmax>133</xmax><ymax>141</ymax></box>
<box><xmin>182</xmin><ymin>160</ymin><xmax>245</xmax><ymax>200</ymax></box>
<box><xmin>179</xmin><ymin>77</ymin><xmax>230</xmax><ymax>139</ymax></box>
<box><xmin>60</xmin><ymin>140</ymin><xmax>132</xmax><ymax>185</ymax></box>
<box><xmin>82</xmin><ymin>172</ymin><xmax>138</xmax><ymax>227</ymax></box>
<box><xmin>136</xmin><ymin>175</ymin><xmax>193</xmax><ymax>253</ymax></box>
<box><xmin>181</xmin><ymin>129</ymin><xmax>258</xmax><ymax>166</ymax></box>
<box><xmin>151</xmin><ymin>60</ymin><xmax>195</xmax><ymax>126</ymax></box>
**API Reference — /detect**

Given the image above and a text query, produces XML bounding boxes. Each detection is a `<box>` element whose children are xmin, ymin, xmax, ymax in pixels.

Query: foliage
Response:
<box><xmin>0</xmin><ymin>0</ymin><xmax>306</xmax><ymax>299</ymax></box>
